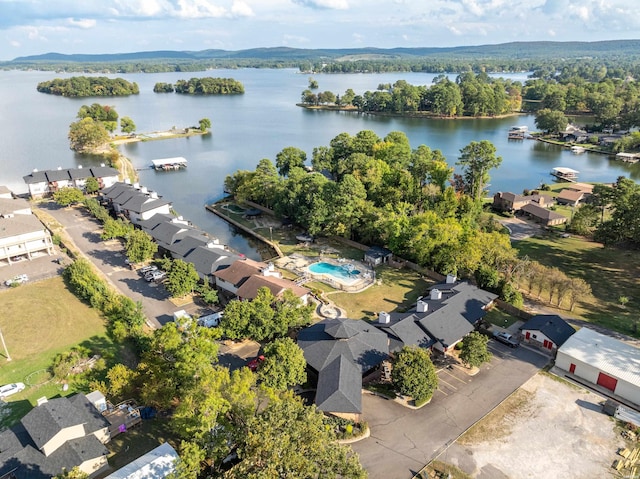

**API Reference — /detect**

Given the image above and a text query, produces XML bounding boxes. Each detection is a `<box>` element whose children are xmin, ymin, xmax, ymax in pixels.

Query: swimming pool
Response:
<box><xmin>308</xmin><ymin>261</ymin><xmax>361</xmax><ymax>280</ymax></box>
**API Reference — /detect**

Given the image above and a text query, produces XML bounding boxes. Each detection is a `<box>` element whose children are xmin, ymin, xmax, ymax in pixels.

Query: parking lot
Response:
<box><xmin>0</xmin><ymin>251</ymin><xmax>65</xmax><ymax>290</ymax></box>
<box><xmin>351</xmin><ymin>342</ymin><xmax>549</xmax><ymax>479</ymax></box>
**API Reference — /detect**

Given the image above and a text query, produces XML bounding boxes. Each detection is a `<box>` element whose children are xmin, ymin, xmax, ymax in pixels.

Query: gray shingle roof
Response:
<box><xmin>43</xmin><ymin>170</ymin><xmax>71</xmax><ymax>182</ymax></box>
<box><xmin>89</xmin><ymin>166</ymin><xmax>119</xmax><ymax>178</ymax></box>
<box><xmin>183</xmin><ymin>246</ymin><xmax>238</xmax><ymax>276</ymax></box>
<box><xmin>417</xmin><ymin>309</ymin><xmax>474</xmax><ymax>349</ymax></box>
<box><xmin>23</xmin><ymin>171</ymin><xmax>48</xmax><ymax>185</ymax></box>
<box><xmin>379</xmin><ymin>313</ymin><xmax>435</xmax><ymax>351</ymax></box>
<box><xmin>315</xmin><ymin>356</ymin><xmax>362</xmax><ymax>414</ymax></box>
<box><xmin>297</xmin><ymin>318</ymin><xmax>389</xmax><ymax>374</ymax></box>
<box><xmin>521</xmin><ymin>314</ymin><xmax>576</xmax><ymax>346</ymax></box>
<box><xmin>0</xmin><ymin>215</ymin><xmax>46</xmax><ymax>240</ymax></box>
<box><xmin>21</xmin><ymin>399</ymin><xmax>83</xmax><ymax>450</ymax></box>
<box><xmin>67</xmin><ymin>168</ymin><xmax>92</xmax><ymax>180</ymax></box>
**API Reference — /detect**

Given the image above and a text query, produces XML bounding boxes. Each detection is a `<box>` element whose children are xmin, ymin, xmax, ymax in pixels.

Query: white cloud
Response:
<box><xmin>231</xmin><ymin>0</ymin><xmax>254</xmax><ymax>17</ymax></box>
<box><xmin>66</xmin><ymin>18</ymin><xmax>96</xmax><ymax>29</ymax></box>
<box><xmin>10</xmin><ymin>40</ymin><xmax>21</xmax><ymax>47</ymax></box>
<box><xmin>282</xmin><ymin>34</ymin><xmax>310</xmax><ymax>44</ymax></box>
<box><xmin>292</xmin><ymin>0</ymin><xmax>349</xmax><ymax>10</ymax></box>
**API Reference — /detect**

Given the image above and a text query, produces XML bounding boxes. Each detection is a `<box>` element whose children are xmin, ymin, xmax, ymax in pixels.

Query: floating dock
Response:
<box><xmin>151</xmin><ymin>157</ymin><xmax>187</xmax><ymax>171</ymax></box>
<box><xmin>615</xmin><ymin>152</ymin><xmax>640</xmax><ymax>164</ymax></box>
<box><xmin>508</xmin><ymin>125</ymin><xmax>528</xmax><ymax>139</ymax></box>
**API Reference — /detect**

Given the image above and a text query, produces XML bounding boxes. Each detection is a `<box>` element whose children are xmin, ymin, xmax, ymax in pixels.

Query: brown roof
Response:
<box><xmin>236</xmin><ymin>274</ymin><xmax>310</xmax><ymax>300</ymax></box>
<box><xmin>213</xmin><ymin>258</ymin><xmax>266</xmax><ymax>286</ymax></box>
<box><xmin>521</xmin><ymin>203</ymin><xmax>566</xmax><ymax>221</ymax></box>
<box><xmin>569</xmin><ymin>183</ymin><xmax>595</xmax><ymax>193</ymax></box>
<box><xmin>557</xmin><ymin>189</ymin><xmax>584</xmax><ymax>202</ymax></box>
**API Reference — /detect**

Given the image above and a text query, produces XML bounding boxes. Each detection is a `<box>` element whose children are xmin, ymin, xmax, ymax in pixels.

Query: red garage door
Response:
<box><xmin>597</xmin><ymin>372</ymin><xmax>618</xmax><ymax>392</ymax></box>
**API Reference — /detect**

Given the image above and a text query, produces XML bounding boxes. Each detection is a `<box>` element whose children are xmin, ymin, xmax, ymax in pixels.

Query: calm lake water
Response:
<box><xmin>1</xmin><ymin>69</ymin><xmax>638</xmax><ymax>257</ymax></box>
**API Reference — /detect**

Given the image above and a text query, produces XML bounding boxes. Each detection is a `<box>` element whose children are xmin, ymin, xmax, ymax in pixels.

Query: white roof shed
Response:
<box><xmin>105</xmin><ymin>442</ymin><xmax>178</xmax><ymax>479</ymax></box>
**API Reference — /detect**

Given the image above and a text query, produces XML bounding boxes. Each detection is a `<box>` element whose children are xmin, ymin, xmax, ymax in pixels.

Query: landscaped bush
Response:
<box><xmin>323</xmin><ymin>415</ymin><xmax>368</xmax><ymax>440</ymax></box>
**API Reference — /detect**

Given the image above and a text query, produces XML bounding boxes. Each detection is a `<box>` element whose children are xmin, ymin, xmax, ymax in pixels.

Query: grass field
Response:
<box><xmin>513</xmin><ymin>235</ymin><xmax>640</xmax><ymax>336</ymax></box>
<box><xmin>331</xmin><ymin>267</ymin><xmax>432</xmax><ymax>321</ymax></box>
<box><xmin>0</xmin><ymin>277</ymin><xmax>110</xmax><ymax>427</ymax></box>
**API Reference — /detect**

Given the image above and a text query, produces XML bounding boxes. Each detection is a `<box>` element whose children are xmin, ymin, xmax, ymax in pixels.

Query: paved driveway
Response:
<box><xmin>499</xmin><ymin>217</ymin><xmax>541</xmax><ymax>241</ymax></box>
<box><xmin>351</xmin><ymin>343</ymin><xmax>549</xmax><ymax>479</ymax></box>
<box><xmin>41</xmin><ymin>203</ymin><xmax>177</xmax><ymax>328</ymax></box>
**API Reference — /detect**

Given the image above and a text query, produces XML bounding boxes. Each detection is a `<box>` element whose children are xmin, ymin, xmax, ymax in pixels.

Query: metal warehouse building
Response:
<box><xmin>556</xmin><ymin>327</ymin><xmax>640</xmax><ymax>407</ymax></box>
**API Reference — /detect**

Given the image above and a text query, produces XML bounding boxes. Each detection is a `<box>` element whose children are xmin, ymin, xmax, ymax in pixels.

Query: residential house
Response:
<box><xmin>520</xmin><ymin>314</ymin><xmax>576</xmax><ymax>353</ymax></box>
<box><xmin>0</xmin><ymin>197</ymin><xmax>32</xmax><ymax>217</ymax></box>
<box><xmin>492</xmin><ymin>192</ymin><xmax>551</xmax><ymax>213</ymax></box>
<box><xmin>520</xmin><ymin>203</ymin><xmax>567</xmax><ymax>226</ymax></box>
<box><xmin>183</xmin><ymin>245</ymin><xmax>239</xmax><ymax>284</ymax></box>
<box><xmin>213</xmin><ymin>258</ymin><xmax>268</xmax><ymax>296</ymax></box>
<box><xmin>556</xmin><ymin>189</ymin><xmax>590</xmax><ymax>207</ymax></box>
<box><xmin>235</xmin><ymin>271</ymin><xmax>310</xmax><ymax>304</ymax></box>
<box><xmin>560</xmin><ymin>125</ymin><xmax>589</xmax><ymax>143</ymax></box>
<box><xmin>297</xmin><ymin>317</ymin><xmax>390</xmax><ymax>419</ymax></box>
<box><xmin>67</xmin><ymin>167</ymin><xmax>93</xmax><ymax>190</ymax></box>
<box><xmin>556</xmin><ymin>328</ymin><xmax>640</xmax><ymax>407</ymax></box>
<box><xmin>0</xmin><ymin>395</ymin><xmax>110</xmax><ymax>479</ymax></box>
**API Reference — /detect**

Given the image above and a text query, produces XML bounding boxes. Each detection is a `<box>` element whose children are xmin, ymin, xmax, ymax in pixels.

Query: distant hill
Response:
<box><xmin>10</xmin><ymin>40</ymin><xmax>640</xmax><ymax>63</ymax></box>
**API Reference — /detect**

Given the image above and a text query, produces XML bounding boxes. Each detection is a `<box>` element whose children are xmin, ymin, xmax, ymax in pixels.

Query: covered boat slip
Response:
<box><xmin>151</xmin><ymin>157</ymin><xmax>187</xmax><ymax>171</ymax></box>
<box><xmin>551</xmin><ymin>166</ymin><xmax>579</xmax><ymax>182</ymax></box>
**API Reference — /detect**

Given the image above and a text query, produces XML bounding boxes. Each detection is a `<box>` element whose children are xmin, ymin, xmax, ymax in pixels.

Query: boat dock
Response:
<box><xmin>508</xmin><ymin>125</ymin><xmax>528</xmax><ymax>140</ymax></box>
<box><xmin>151</xmin><ymin>157</ymin><xmax>187</xmax><ymax>171</ymax></box>
<box><xmin>615</xmin><ymin>152</ymin><xmax>640</xmax><ymax>164</ymax></box>
<box><xmin>551</xmin><ymin>167</ymin><xmax>579</xmax><ymax>182</ymax></box>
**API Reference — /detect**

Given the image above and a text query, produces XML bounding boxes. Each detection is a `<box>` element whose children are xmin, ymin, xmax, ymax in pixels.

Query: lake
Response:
<box><xmin>1</xmin><ymin>69</ymin><xmax>638</xmax><ymax>258</ymax></box>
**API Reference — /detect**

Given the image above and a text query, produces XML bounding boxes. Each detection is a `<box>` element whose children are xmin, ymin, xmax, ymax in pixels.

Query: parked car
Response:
<box><xmin>138</xmin><ymin>265</ymin><xmax>158</xmax><ymax>275</ymax></box>
<box><xmin>247</xmin><ymin>355</ymin><xmax>265</xmax><ymax>372</ymax></box>
<box><xmin>0</xmin><ymin>382</ymin><xmax>25</xmax><ymax>398</ymax></box>
<box><xmin>145</xmin><ymin>270</ymin><xmax>166</xmax><ymax>282</ymax></box>
<box><xmin>493</xmin><ymin>331</ymin><xmax>520</xmax><ymax>348</ymax></box>
<box><xmin>5</xmin><ymin>274</ymin><xmax>28</xmax><ymax>287</ymax></box>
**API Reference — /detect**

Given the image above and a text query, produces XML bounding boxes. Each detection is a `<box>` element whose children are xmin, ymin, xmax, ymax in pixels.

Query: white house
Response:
<box><xmin>23</xmin><ymin>166</ymin><xmax>120</xmax><ymax>198</ymax></box>
<box><xmin>520</xmin><ymin>314</ymin><xmax>576</xmax><ymax>353</ymax></box>
<box><xmin>556</xmin><ymin>328</ymin><xmax>640</xmax><ymax>407</ymax></box>
<box><xmin>104</xmin><ymin>443</ymin><xmax>178</xmax><ymax>479</ymax></box>
<box><xmin>101</xmin><ymin>182</ymin><xmax>171</xmax><ymax>225</ymax></box>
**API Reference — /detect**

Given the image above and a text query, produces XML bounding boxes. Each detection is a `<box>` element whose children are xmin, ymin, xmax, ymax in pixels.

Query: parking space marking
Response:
<box><xmin>437</xmin><ymin>377</ymin><xmax>458</xmax><ymax>391</ymax></box>
<box><xmin>443</xmin><ymin>369</ymin><xmax>469</xmax><ymax>384</ymax></box>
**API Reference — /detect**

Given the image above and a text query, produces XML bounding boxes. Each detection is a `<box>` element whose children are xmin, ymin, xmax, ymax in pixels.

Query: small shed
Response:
<box><xmin>520</xmin><ymin>314</ymin><xmax>575</xmax><ymax>353</ymax></box>
<box><xmin>364</xmin><ymin>246</ymin><xmax>392</xmax><ymax>266</ymax></box>
<box><xmin>104</xmin><ymin>443</ymin><xmax>178</xmax><ymax>479</ymax></box>
<box><xmin>556</xmin><ymin>328</ymin><xmax>640</xmax><ymax>407</ymax></box>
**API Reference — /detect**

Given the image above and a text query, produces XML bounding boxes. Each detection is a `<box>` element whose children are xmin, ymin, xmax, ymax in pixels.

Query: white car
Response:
<box><xmin>5</xmin><ymin>274</ymin><xmax>28</xmax><ymax>287</ymax></box>
<box><xmin>145</xmin><ymin>270</ymin><xmax>166</xmax><ymax>282</ymax></box>
<box><xmin>0</xmin><ymin>382</ymin><xmax>26</xmax><ymax>398</ymax></box>
<box><xmin>197</xmin><ymin>312</ymin><xmax>223</xmax><ymax>328</ymax></box>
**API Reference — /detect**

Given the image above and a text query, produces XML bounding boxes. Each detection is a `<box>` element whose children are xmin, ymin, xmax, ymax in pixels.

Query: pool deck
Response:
<box><xmin>275</xmin><ymin>254</ymin><xmax>374</xmax><ymax>292</ymax></box>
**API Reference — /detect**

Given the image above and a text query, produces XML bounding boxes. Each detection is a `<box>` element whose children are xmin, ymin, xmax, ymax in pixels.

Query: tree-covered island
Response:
<box><xmin>36</xmin><ymin>76</ymin><xmax>139</xmax><ymax>97</ymax></box>
<box><xmin>154</xmin><ymin>77</ymin><xmax>244</xmax><ymax>94</ymax></box>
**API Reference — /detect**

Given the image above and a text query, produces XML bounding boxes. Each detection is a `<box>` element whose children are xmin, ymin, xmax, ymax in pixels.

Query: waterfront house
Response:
<box><xmin>556</xmin><ymin>188</ymin><xmax>590</xmax><ymax>207</ymax></box>
<box><xmin>101</xmin><ymin>182</ymin><xmax>171</xmax><ymax>224</ymax></box>
<box><xmin>519</xmin><ymin>203</ymin><xmax>567</xmax><ymax>226</ymax></box>
<box><xmin>492</xmin><ymin>192</ymin><xmax>551</xmax><ymax>213</ymax></box>
<box><xmin>23</xmin><ymin>166</ymin><xmax>119</xmax><ymax>199</ymax></box>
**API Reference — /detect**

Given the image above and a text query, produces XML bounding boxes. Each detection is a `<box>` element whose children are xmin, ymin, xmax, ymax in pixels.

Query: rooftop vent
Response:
<box><xmin>36</xmin><ymin>397</ymin><xmax>48</xmax><ymax>406</ymax></box>
<box><xmin>378</xmin><ymin>311</ymin><xmax>391</xmax><ymax>324</ymax></box>
<box><xmin>416</xmin><ymin>300</ymin><xmax>428</xmax><ymax>313</ymax></box>
<box><xmin>446</xmin><ymin>274</ymin><xmax>457</xmax><ymax>284</ymax></box>
<box><xmin>430</xmin><ymin>289</ymin><xmax>442</xmax><ymax>300</ymax></box>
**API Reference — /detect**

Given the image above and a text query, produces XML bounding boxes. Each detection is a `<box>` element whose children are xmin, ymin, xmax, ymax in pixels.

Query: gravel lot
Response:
<box><xmin>443</xmin><ymin>373</ymin><xmax>624</xmax><ymax>479</ymax></box>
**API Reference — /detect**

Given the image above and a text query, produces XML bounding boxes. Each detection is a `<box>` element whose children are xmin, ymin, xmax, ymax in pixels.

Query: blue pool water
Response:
<box><xmin>308</xmin><ymin>262</ymin><xmax>361</xmax><ymax>280</ymax></box>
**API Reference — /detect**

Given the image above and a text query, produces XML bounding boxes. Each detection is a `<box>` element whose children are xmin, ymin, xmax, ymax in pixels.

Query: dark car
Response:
<box><xmin>247</xmin><ymin>355</ymin><xmax>265</xmax><ymax>372</ymax></box>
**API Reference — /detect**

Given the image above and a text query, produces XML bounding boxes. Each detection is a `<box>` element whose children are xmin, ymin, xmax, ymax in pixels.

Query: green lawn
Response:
<box><xmin>484</xmin><ymin>308</ymin><xmax>521</xmax><ymax>329</ymax></box>
<box><xmin>331</xmin><ymin>267</ymin><xmax>432</xmax><ymax>321</ymax></box>
<box><xmin>0</xmin><ymin>277</ymin><xmax>111</xmax><ymax>427</ymax></box>
<box><xmin>513</xmin><ymin>235</ymin><xmax>640</xmax><ymax>336</ymax></box>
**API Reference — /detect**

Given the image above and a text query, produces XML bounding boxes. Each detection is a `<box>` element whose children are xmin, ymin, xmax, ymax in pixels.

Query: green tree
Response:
<box><xmin>199</xmin><ymin>118</ymin><xmax>212</xmax><ymax>132</ymax></box>
<box><xmin>53</xmin><ymin>187</ymin><xmax>84</xmax><ymax>207</ymax></box>
<box><xmin>125</xmin><ymin>229</ymin><xmax>157</xmax><ymax>264</ymax></box>
<box><xmin>457</xmin><ymin>140</ymin><xmax>502</xmax><ymax>201</ymax></box>
<box><xmin>257</xmin><ymin>337</ymin><xmax>307</xmax><ymax>390</ymax></box>
<box><xmin>106</xmin><ymin>363</ymin><xmax>138</xmax><ymax>401</ymax></box>
<box><xmin>391</xmin><ymin>346</ymin><xmax>438</xmax><ymax>404</ymax></box>
<box><xmin>84</xmin><ymin>176</ymin><xmax>100</xmax><ymax>194</ymax></box>
<box><xmin>224</xmin><ymin>392</ymin><xmax>366</xmax><ymax>479</ymax></box>
<box><xmin>275</xmin><ymin>146</ymin><xmax>307</xmax><ymax>177</ymax></box>
<box><xmin>459</xmin><ymin>331</ymin><xmax>492</xmax><ymax>368</ymax></box>
<box><xmin>308</xmin><ymin>77</ymin><xmax>319</xmax><ymax>89</ymax></box>
<box><xmin>101</xmin><ymin>217</ymin><xmax>133</xmax><ymax>240</ymax></box>
<box><xmin>165</xmin><ymin>259</ymin><xmax>200</xmax><ymax>298</ymax></box>
<box><xmin>55</xmin><ymin>467</ymin><xmax>89</xmax><ymax>479</ymax></box>
<box><xmin>534</xmin><ymin>108</ymin><xmax>569</xmax><ymax>133</ymax></box>
<box><xmin>68</xmin><ymin>117</ymin><xmax>110</xmax><ymax>152</ymax></box>
<box><xmin>120</xmin><ymin>116</ymin><xmax>136</xmax><ymax>134</ymax></box>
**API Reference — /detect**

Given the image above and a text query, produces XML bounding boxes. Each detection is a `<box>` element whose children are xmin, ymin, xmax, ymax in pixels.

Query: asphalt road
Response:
<box><xmin>351</xmin><ymin>343</ymin><xmax>550</xmax><ymax>479</ymax></box>
<box><xmin>41</xmin><ymin>203</ymin><xmax>179</xmax><ymax>328</ymax></box>
<box><xmin>499</xmin><ymin>217</ymin><xmax>541</xmax><ymax>241</ymax></box>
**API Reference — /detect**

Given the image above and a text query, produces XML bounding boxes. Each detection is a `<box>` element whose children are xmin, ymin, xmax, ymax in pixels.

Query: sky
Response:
<box><xmin>1</xmin><ymin>0</ymin><xmax>639</xmax><ymax>61</ymax></box>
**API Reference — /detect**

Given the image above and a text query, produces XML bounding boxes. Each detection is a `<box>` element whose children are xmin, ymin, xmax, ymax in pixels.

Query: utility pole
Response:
<box><xmin>0</xmin><ymin>326</ymin><xmax>11</xmax><ymax>361</ymax></box>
